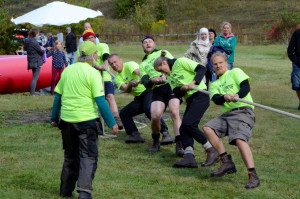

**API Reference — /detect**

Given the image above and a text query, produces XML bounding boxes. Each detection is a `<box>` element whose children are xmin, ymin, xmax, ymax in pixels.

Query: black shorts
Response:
<box><xmin>152</xmin><ymin>83</ymin><xmax>178</xmax><ymax>105</ymax></box>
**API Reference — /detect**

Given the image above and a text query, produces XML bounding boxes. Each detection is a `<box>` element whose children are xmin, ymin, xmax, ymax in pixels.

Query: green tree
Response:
<box><xmin>0</xmin><ymin>0</ymin><xmax>22</xmax><ymax>54</ymax></box>
<box><xmin>131</xmin><ymin>3</ymin><xmax>155</xmax><ymax>34</ymax></box>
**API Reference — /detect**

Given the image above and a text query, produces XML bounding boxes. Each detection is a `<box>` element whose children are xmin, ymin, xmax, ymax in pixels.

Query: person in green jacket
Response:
<box><xmin>213</xmin><ymin>21</ymin><xmax>237</xmax><ymax>69</ymax></box>
<box><xmin>153</xmin><ymin>51</ymin><xmax>219</xmax><ymax>168</ymax></box>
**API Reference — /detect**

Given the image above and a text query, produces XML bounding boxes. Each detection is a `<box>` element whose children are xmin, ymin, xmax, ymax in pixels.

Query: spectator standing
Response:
<box><xmin>24</xmin><ymin>29</ymin><xmax>44</xmax><ymax>95</ymax></box>
<box><xmin>65</xmin><ymin>27</ymin><xmax>77</xmax><ymax>65</ymax></box>
<box><xmin>45</xmin><ymin>33</ymin><xmax>55</xmax><ymax>48</ymax></box>
<box><xmin>287</xmin><ymin>24</ymin><xmax>300</xmax><ymax>110</ymax></box>
<box><xmin>214</xmin><ymin>22</ymin><xmax>237</xmax><ymax>69</ymax></box>
<box><xmin>209</xmin><ymin>28</ymin><xmax>217</xmax><ymax>45</ymax></box>
<box><xmin>78</xmin><ymin>22</ymin><xmax>100</xmax><ymax>47</ymax></box>
<box><xmin>37</xmin><ymin>30</ymin><xmax>48</xmax><ymax>47</ymax></box>
<box><xmin>47</xmin><ymin>40</ymin><xmax>68</xmax><ymax>94</ymax></box>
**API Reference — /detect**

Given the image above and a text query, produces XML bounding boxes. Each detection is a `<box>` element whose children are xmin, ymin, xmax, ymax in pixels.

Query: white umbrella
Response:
<box><xmin>11</xmin><ymin>1</ymin><xmax>103</xmax><ymax>27</ymax></box>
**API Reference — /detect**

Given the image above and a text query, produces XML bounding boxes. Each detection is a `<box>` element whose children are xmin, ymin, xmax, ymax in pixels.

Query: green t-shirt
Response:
<box><xmin>140</xmin><ymin>49</ymin><xmax>173</xmax><ymax>79</ymax></box>
<box><xmin>95</xmin><ymin>43</ymin><xmax>112</xmax><ymax>82</ymax></box>
<box><xmin>114</xmin><ymin>61</ymin><xmax>146</xmax><ymax>96</ymax></box>
<box><xmin>55</xmin><ymin>62</ymin><xmax>104</xmax><ymax>122</ymax></box>
<box><xmin>209</xmin><ymin>68</ymin><xmax>254</xmax><ymax>113</ymax></box>
<box><xmin>167</xmin><ymin>57</ymin><xmax>207</xmax><ymax>100</ymax></box>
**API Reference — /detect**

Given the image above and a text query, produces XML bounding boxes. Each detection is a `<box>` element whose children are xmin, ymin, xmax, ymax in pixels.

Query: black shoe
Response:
<box><xmin>298</xmin><ymin>104</ymin><xmax>300</xmax><ymax>110</ymax></box>
<box><xmin>211</xmin><ymin>154</ymin><xmax>237</xmax><ymax>177</ymax></box>
<box><xmin>78</xmin><ymin>191</ymin><xmax>92</xmax><ymax>199</ymax></box>
<box><xmin>245</xmin><ymin>172</ymin><xmax>260</xmax><ymax>189</ymax></box>
<box><xmin>125</xmin><ymin>131</ymin><xmax>145</xmax><ymax>144</ymax></box>
<box><xmin>149</xmin><ymin>134</ymin><xmax>160</xmax><ymax>154</ymax></box>
<box><xmin>201</xmin><ymin>147</ymin><xmax>219</xmax><ymax>167</ymax></box>
<box><xmin>160</xmin><ymin>131</ymin><xmax>174</xmax><ymax>145</ymax></box>
<box><xmin>173</xmin><ymin>153</ymin><xmax>198</xmax><ymax>168</ymax></box>
<box><xmin>175</xmin><ymin>140</ymin><xmax>184</xmax><ymax>157</ymax></box>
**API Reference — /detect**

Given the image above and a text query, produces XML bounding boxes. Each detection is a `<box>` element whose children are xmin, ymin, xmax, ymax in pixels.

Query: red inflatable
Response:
<box><xmin>0</xmin><ymin>55</ymin><xmax>52</xmax><ymax>94</ymax></box>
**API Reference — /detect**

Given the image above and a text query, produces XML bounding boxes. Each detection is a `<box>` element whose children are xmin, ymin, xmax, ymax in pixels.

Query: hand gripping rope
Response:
<box><xmin>192</xmin><ymin>87</ymin><xmax>300</xmax><ymax>120</ymax></box>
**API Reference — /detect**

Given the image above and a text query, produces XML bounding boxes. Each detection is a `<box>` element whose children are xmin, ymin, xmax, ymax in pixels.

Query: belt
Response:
<box><xmin>231</xmin><ymin>106</ymin><xmax>252</xmax><ymax>112</ymax></box>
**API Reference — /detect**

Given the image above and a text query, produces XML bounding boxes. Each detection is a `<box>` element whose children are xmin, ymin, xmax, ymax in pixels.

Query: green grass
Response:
<box><xmin>0</xmin><ymin>44</ymin><xmax>300</xmax><ymax>199</ymax></box>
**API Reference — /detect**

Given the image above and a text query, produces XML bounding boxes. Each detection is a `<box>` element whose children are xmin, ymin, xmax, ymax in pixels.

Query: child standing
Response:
<box><xmin>47</xmin><ymin>40</ymin><xmax>68</xmax><ymax>94</ymax></box>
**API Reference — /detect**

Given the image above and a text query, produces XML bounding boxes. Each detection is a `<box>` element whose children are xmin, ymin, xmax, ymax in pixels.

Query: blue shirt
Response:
<box><xmin>47</xmin><ymin>50</ymin><xmax>68</xmax><ymax>69</ymax></box>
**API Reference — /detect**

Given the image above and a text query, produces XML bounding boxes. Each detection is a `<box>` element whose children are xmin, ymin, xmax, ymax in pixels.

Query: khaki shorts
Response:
<box><xmin>204</xmin><ymin>108</ymin><xmax>255</xmax><ymax>145</ymax></box>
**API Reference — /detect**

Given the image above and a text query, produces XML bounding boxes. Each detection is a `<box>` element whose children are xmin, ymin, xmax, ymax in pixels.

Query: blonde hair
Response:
<box><xmin>54</xmin><ymin>40</ymin><xmax>63</xmax><ymax>51</ymax></box>
<box><xmin>220</xmin><ymin>21</ymin><xmax>232</xmax><ymax>30</ymax></box>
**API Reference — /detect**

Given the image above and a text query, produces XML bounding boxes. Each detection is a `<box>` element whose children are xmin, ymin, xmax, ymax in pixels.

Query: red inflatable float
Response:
<box><xmin>0</xmin><ymin>55</ymin><xmax>52</xmax><ymax>94</ymax></box>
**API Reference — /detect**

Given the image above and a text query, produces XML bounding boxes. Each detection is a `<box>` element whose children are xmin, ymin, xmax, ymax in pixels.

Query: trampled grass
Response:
<box><xmin>0</xmin><ymin>44</ymin><xmax>299</xmax><ymax>199</ymax></box>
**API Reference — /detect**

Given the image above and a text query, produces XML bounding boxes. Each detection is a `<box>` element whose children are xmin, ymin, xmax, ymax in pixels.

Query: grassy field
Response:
<box><xmin>0</xmin><ymin>44</ymin><xmax>299</xmax><ymax>199</ymax></box>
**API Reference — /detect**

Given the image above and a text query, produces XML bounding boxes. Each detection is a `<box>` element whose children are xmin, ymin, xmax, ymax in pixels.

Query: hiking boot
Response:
<box><xmin>114</xmin><ymin>116</ymin><xmax>124</xmax><ymax>130</ymax></box>
<box><xmin>160</xmin><ymin>131</ymin><xmax>174</xmax><ymax>145</ymax></box>
<box><xmin>245</xmin><ymin>172</ymin><xmax>260</xmax><ymax>189</ymax></box>
<box><xmin>149</xmin><ymin>134</ymin><xmax>160</xmax><ymax>154</ymax></box>
<box><xmin>211</xmin><ymin>154</ymin><xmax>237</xmax><ymax>177</ymax></box>
<box><xmin>201</xmin><ymin>147</ymin><xmax>219</xmax><ymax>167</ymax></box>
<box><xmin>175</xmin><ymin>140</ymin><xmax>184</xmax><ymax>157</ymax></box>
<box><xmin>173</xmin><ymin>153</ymin><xmax>198</xmax><ymax>168</ymax></box>
<box><xmin>78</xmin><ymin>191</ymin><xmax>92</xmax><ymax>199</ymax></box>
<box><xmin>125</xmin><ymin>131</ymin><xmax>145</xmax><ymax>144</ymax></box>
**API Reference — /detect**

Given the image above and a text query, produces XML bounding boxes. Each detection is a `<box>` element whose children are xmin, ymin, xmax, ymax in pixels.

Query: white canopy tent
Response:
<box><xmin>11</xmin><ymin>1</ymin><xmax>103</xmax><ymax>27</ymax></box>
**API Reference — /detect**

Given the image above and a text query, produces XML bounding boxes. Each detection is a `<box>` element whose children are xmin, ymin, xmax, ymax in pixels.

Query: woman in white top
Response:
<box><xmin>184</xmin><ymin>27</ymin><xmax>211</xmax><ymax>66</ymax></box>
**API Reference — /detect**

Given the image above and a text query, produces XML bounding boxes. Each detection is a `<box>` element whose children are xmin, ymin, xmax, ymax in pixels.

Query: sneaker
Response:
<box><xmin>173</xmin><ymin>153</ymin><xmax>198</xmax><ymax>168</ymax></box>
<box><xmin>245</xmin><ymin>172</ymin><xmax>260</xmax><ymax>189</ymax></box>
<box><xmin>125</xmin><ymin>131</ymin><xmax>145</xmax><ymax>144</ymax></box>
<box><xmin>160</xmin><ymin>131</ymin><xmax>174</xmax><ymax>145</ymax></box>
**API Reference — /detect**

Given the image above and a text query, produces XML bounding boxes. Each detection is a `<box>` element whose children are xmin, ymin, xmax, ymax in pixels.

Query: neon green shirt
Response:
<box><xmin>167</xmin><ymin>57</ymin><xmax>207</xmax><ymax>100</ymax></box>
<box><xmin>140</xmin><ymin>49</ymin><xmax>173</xmax><ymax>79</ymax></box>
<box><xmin>96</xmin><ymin>43</ymin><xmax>112</xmax><ymax>82</ymax></box>
<box><xmin>54</xmin><ymin>62</ymin><xmax>104</xmax><ymax>122</ymax></box>
<box><xmin>209</xmin><ymin>68</ymin><xmax>254</xmax><ymax>113</ymax></box>
<box><xmin>114</xmin><ymin>61</ymin><xmax>146</xmax><ymax>96</ymax></box>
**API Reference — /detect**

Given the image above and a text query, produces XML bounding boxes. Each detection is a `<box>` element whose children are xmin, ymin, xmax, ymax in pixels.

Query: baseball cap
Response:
<box><xmin>79</xmin><ymin>41</ymin><xmax>98</xmax><ymax>56</ymax></box>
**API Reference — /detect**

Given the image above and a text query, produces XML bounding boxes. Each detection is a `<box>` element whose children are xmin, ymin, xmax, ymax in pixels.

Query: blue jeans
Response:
<box><xmin>291</xmin><ymin>63</ymin><xmax>300</xmax><ymax>90</ymax></box>
<box><xmin>66</xmin><ymin>52</ymin><xmax>75</xmax><ymax>65</ymax></box>
<box><xmin>30</xmin><ymin>67</ymin><xmax>41</xmax><ymax>95</ymax></box>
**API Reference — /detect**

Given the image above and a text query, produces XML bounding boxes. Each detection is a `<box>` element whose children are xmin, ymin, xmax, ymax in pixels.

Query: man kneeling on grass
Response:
<box><xmin>202</xmin><ymin>51</ymin><xmax>260</xmax><ymax>189</ymax></box>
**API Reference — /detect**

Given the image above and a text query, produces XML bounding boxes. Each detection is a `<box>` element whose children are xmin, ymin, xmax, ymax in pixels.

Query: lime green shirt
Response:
<box><xmin>140</xmin><ymin>49</ymin><xmax>173</xmax><ymax>79</ymax></box>
<box><xmin>167</xmin><ymin>57</ymin><xmax>207</xmax><ymax>100</ymax></box>
<box><xmin>114</xmin><ymin>61</ymin><xmax>146</xmax><ymax>96</ymax></box>
<box><xmin>209</xmin><ymin>68</ymin><xmax>254</xmax><ymax>113</ymax></box>
<box><xmin>96</xmin><ymin>43</ymin><xmax>112</xmax><ymax>82</ymax></box>
<box><xmin>54</xmin><ymin>62</ymin><xmax>104</xmax><ymax>122</ymax></box>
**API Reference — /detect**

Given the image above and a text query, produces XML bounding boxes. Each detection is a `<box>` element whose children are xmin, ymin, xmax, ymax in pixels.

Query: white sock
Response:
<box><xmin>203</xmin><ymin>141</ymin><xmax>212</xmax><ymax>150</ymax></box>
<box><xmin>184</xmin><ymin>146</ymin><xmax>194</xmax><ymax>155</ymax></box>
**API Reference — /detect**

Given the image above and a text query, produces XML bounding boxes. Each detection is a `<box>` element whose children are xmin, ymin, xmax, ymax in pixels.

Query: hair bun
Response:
<box><xmin>161</xmin><ymin>51</ymin><xmax>166</xmax><ymax>57</ymax></box>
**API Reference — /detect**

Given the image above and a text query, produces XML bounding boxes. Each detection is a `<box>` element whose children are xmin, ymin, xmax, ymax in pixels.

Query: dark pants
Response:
<box><xmin>119</xmin><ymin>91</ymin><xmax>168</xmax><ymax>135</ymax></box>
<box><xmin>59</xmin><ymin>119</ymin><xmax>102</xmax><ymax>197</ymax></box>
<box><xmin>51</xmin><ymin>67</ymin><xmax>64</xmax><ymax>94</ymax></box>
<box><xmin>180</xmin><ymin>92</ymin><xmax>210</xmax><ymax>149</ymax></box>
<box><xmin>30</xmin><ymin>67</ymin><xmax>41</xmax><ymax>95</ymax></box>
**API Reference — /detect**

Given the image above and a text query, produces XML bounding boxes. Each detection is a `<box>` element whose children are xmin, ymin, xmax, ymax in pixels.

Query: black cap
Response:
<box><xmin>141</xmin><ymin>35</ymin><xmax>155</xmax><ymax>43</ymax></box>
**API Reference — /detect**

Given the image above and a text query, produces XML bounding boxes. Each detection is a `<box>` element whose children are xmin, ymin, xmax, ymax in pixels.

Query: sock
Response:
<box><xmin>175</xmin><ymin>135</ymin><xmax>181</xmax><ymax>142</ymax></box>
<box><xmin>184</xmin><ymin>146</ymin><xmax>194</xmax><ymax>155</ymax></box>
<box><xmin>248</xmin><ymin>168</ymin><xmax>256</xmax><ymax>174</ymax></box>
<box><xmin>152</xmin><ymin>133</ymin><xmax>160</xmax><ymax>141</ymax></box>
<box><xmin>219</xmin><ymin>152</ymin><xmax>227</xmax><ymax>157</ymax></box>
<box><xmin>203</xmin><ymin>141</ymin><xmax>212</xmax><ymax>150</ymax></box>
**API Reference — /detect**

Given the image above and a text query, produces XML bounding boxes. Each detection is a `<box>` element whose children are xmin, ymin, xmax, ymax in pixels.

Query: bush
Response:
<box><xmin>115</xmin><ymin>0</ymin><xmax>145</xmax><ymax>19</ymax></box>
<box><xmin>131</xmin><ymin>3</ymin><xmax>155</xmax><ymax>34</ymax></box>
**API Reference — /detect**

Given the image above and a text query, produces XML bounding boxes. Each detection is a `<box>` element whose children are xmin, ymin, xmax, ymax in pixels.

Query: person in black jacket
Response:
<box><xmin>65</xmin><ymin>27</ymin><xmax>77</xmax><ymax>65</ymax></box>
<box><xmin>24</xmin><ymin>29</ymin><xmax>44</xmax><ymax>95</ymax></box>
<box><xmin>287</xmin><ymin>24</ymin><xmax>300</xmax><ymax>110</ymax></box>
